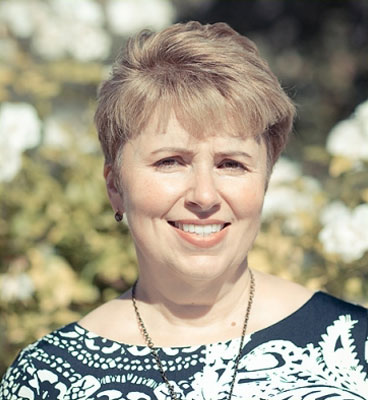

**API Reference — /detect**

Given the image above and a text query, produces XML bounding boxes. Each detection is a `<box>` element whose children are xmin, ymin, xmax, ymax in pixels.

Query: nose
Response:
<box><xmin>185</xmin><ymin>166</ymin><xmax>221</xmax><ymax>212</ymax></box>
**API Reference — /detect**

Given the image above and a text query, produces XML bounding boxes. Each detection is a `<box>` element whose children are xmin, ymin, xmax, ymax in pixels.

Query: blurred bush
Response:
<box><xmin>0</xmin><ymin>0</ymin><xmax>367</xmax><ymax>377</ymax></box>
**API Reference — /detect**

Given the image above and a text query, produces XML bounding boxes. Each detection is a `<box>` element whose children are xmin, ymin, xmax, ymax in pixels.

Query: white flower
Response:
<box><xmin>355</xmin><ymin>99</ymin><xmax>368</xmax><ymax>137</ymax></box>
<box><xmin>269</xmin><ymin>157</ymin><xmax>301</xmax><ymax>186</ymax></box>
<box><xmin>43</xmin><ymin>116</ymin><xmax>71</xmax><ymax>149</ymax></box>
<box><xmin>50</xmin><ymin>0</ymin><xmax>104</xmax><ymax>26</ymax></box>
<box><xmin>283</xmin><ymin>215</ymin><xmax>305</xmax><ymax>236</ymax></box>
<box><xmin>263</xmin><ymin>186</ymin><xmax>315</xmax><ymax>218</ymax></box>
<box><xmin>106</xmin><ymin>0</ymin><xmax>175</xmax><ymax>36</ymax></box>
<box><xmin>0</xmin><ymin>272</ymin><xmax>34</xmax><ymax>302</ymax></box>
<box><xmin>31</xmin><ymin>18</ymin><xmax>69</xmax><ymax>60</ymax></box>
<box><xmin>326</xmin><ymin>119</ymin><xmax>368</xmax><ymax>161</ymax></box>
<box><xmin>33</xmin><ymin>21</ymin><xmax>111</xmax><ymax>61</ymax></box>
<box><xmin>43</xmin><ymin>112</ymin><xmax>99</xmax><ymax>153</ymax></box>
<box><xmin>351</xmin><ymin>204</ymin><xmax>368</xmax><ymax>238</ymax></box>
<box><xmin>319</xmin><ymin>202</ymin><xmax>368</xmax><ymax>262</ymax></box>
<box><xmin>0</xmin><ymin>103</ymin><xmax>41</xmax><ymax>150</ymax></box>
<box><xmin>326</xmin><ymin>99</ymin><xmax>368</xmax><ymax>161</ymax></box>
<box><xmin>0</xmin><ymin>102</ymin><xmax>41</xmax><ymax>182</ymax></box>
<box><xmin>320</xmin><ymin>201</ymin><xmax>350</xmax><ymax>225</ymax></box>
<box><xmin>30</xmin><ymin>0</ymin><xmax>110</xmax><ymax>61</ymax></box>
<box><xmin>263</xmin><ymin>158</ymin><xmax>321</xmax><ymax>221</ymax></box>
<box><xmin>0</xmin><ymin>152</ymin><xmax>23</xmax><ymax>184</ymax></box>
<box><xmin>68</xmin><ymin>25</ymin><xmax>111</xmax><ymax>62</ymax></box>
<box><xmin>0</xmin><ymin>0</ymin><xmax>47</xmax><ymax>38</ymax></box>
<box><xmin>51</xmin><ymin>0</ymin><xmax>110</xmax><ymax>62</ymax></box>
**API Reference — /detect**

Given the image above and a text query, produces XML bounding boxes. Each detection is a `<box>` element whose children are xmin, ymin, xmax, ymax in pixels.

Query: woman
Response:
<box><xmin>1</xmin><ymin>21</ymin><xmax>367</xmax><ymax>399</ymax></box>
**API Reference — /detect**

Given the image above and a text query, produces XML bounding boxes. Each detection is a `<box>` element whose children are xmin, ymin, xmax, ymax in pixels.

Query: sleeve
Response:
<box><xmin>365</xmin><ymin>309</ymin><xmax>368</xmax><ymax>368</ymax></box>
<box><xmin>0</xmin><ymin>349</ymin><xmax>41</xmax><ymax>400</ymax></box>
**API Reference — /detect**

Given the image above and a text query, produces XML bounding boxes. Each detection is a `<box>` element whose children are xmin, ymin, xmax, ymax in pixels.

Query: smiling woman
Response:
<box><xmin>109</xmin><ymin>114</ymin><xmax>267</xmax><ymax>287</ymax></box>
<box><xmin>1</xmin><ymin>21</ymin><xmax>367</xmax><ymax>400</ymax></box>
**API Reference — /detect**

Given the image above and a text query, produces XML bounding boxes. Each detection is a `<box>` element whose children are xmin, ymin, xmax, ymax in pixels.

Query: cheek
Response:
<box><xmin>230</xmin><ymin>180</ymin><xmax>265</xmax><ymax>218</ymax></box>
<box><xmin>123</xmin><ymin>174</ymin><xmax>183</xmax><ymax>216</ymax></box>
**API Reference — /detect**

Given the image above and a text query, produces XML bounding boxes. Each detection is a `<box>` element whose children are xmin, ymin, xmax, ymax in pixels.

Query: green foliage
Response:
<box><xmin>0</xmin><ymin>144</ymin><xmax>138</xmax><ymax>372</ymax></box>
<box><xmin>0</xmin><ymin>37</ymin><xmax>139</xmax><ymax>374</ymax></box>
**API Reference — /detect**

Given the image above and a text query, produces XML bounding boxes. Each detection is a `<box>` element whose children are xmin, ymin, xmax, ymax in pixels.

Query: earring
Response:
<box><xmin>114</xmin><ymin>211</ymin><xmax>123</xmax><ymax>222</ymax></box>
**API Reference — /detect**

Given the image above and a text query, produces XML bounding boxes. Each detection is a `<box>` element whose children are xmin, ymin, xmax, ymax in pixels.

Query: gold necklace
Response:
<box><xmin>131</xmin><ymin>269</ymin><xmax>255</xmax><ymax>400</ymax></box>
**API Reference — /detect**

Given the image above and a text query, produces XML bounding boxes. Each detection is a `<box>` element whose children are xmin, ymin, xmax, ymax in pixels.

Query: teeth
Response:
<box><xmin>194</xmin><ymin>225</ymin><xmax>202</xmax><ymax>235</ymax></box>
<box><xmin>173</xmin><ymin>222</ymin><xmax>224</xmax><ymax>236</ymax></box>
<box><xmin>212</xmin><ymin>224</ymin><xmax>221</xmax><ymax>232</ymax></box>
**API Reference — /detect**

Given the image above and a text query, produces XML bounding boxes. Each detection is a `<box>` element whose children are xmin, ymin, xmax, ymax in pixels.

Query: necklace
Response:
<box><xmin>131</xmin><ymin>269</ymin><xmax>255</xmax><ymax>400</ymax></box>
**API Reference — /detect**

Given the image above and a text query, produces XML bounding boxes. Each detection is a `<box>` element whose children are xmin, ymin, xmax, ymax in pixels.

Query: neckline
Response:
<box><xmin>70</xmin><ymin>291</ymin><xmax>321</xmax><ymax>351</ymax></box>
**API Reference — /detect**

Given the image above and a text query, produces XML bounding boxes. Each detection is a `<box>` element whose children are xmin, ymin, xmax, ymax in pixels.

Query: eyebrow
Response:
<box><xmin>151</xmin><ymin>147</ymin><xmax>193</xmax><ymax>156</ymax></box>
<box><xmin>216</xmin><ymin>151</ymin><xmax>252</xmax><ymax>159</ymax></box>
<box><xmin>151</xmin><ymin>147</ymin><xmax>252</xmax><ymax>158</ymax></box>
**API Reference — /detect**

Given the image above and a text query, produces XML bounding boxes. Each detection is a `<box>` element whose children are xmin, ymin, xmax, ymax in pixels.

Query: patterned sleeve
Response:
<box><xmin>0</xmin><ymin>349</ymin><xmax>41</xmax><ymax>400</ymax></box>
<box><xmin>365</xmin><ymin>309</ymin><xmax>368</xmax><ymax>368</ymax></box>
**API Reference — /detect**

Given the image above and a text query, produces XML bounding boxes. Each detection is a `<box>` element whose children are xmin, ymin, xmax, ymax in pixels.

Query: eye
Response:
<box><xmin>154</xmin><ymin>157</ymin><xmax>183</xmax><ymax>170</ymax></box>
<box><xmin>218</xmin><ymin>159</ymin><xmax>247</xmax><ymax>171</ymax></box>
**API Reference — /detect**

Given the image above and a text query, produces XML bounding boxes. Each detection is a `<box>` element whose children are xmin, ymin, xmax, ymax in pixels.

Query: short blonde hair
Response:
<box><xmin>95</xmin><ymin>21</ymin><xmax>295</xmax><ymax>176</ymax></box>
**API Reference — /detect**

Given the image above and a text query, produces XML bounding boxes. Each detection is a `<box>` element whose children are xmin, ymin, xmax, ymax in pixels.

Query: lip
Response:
<box><xmin>168</xmin><ymin>219</ymin><xmax>230</xmax><ymax>248</ymax></box>
<box><xmin>169</xmin><ymin>219</ymin><xmax>228</xmax><ymax>225</ymax></box>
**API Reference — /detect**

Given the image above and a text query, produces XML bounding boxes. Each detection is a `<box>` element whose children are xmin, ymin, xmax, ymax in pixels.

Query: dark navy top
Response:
<box><xmin>1</xmin><ymin>292</ymin><xmax>368</xmax><ymax>399</ymax></box>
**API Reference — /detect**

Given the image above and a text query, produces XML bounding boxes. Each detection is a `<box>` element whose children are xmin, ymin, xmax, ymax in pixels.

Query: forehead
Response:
<box><xmin>137</xmin><ymin>106</ymin><xmax>261</xmax><ymax>144</ymax></box>
<box><xmin>126</xmin><ymin>110</ymin><xmax>265</xmax><ymax>158</ymax></box>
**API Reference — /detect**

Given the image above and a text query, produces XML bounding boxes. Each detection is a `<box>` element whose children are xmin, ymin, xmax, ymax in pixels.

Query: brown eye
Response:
<box><xmin>218</xmin><ymin>160</ymin><xmax>246</xmax><ymax>170</ymax></box>
<box><xmin>155</xmin><ymin>157</ymin><xmax>182</xmax><ymax>169</ymax></box>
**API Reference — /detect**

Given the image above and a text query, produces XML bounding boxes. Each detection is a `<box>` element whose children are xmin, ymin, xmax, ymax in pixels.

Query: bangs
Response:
<box><xmin>122</xmin><ymin>77</ymin><xmax>279</xmax><ymax>145</ymax></box>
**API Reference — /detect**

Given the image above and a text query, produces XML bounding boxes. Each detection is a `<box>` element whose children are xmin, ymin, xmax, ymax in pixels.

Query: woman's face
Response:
<box><xmin>107</xmin><ymin>111</ymin><xmax>268</xmax><ymax>284</ymax></box>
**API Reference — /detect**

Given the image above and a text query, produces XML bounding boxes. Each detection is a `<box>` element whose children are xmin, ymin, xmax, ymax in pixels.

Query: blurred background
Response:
<box><xmin>0</xmin><ymin>0</ymin><xmax>367</xmax><ymax>375</ymax></box>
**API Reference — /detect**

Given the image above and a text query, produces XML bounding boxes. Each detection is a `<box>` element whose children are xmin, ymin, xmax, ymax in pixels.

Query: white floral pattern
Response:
<box><xmin>1</xmin><ymin>292</ymin><xmax>367</xmax><ymax>399</ymax></box>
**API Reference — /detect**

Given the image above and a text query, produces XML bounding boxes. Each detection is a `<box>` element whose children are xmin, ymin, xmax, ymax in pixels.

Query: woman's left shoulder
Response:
<box><xmin>312</xmin><ymin>290</ymin><xmax>367</xmax><ymax>315</ymax></box>
<box><xmin>253</xmin><ymin>270</ymin><xmax>368</xmax><ymax>334</ymax></box>
<box><xmin>253</xmin><ymin>271</ymin><xmax>315</xmax><ymax>324</ymax></box>
<box><xmin>308</xmin><ymin>290</ymin><xmax>368</xmax><ymax>338</ymax></box>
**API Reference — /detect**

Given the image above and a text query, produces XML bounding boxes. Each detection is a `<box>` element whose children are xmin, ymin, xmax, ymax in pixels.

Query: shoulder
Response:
<box><xmin>0</xmin><ymin>323</ymin><xmax>80</xmax><ymax>399</ymax></box>
<box><xmin>0</xmin><ymin>322</ymin><xmax>143</xmax><ymax>399</ymax></box>
<box><xmin>253</xmin><ymin>271</ymin><xmax>368</xmax><ymax>341</ymax></box>
<box><xmin>250</xmin><ymin>272</ymin><xmax>368</xmax><ymax>376</ymax></box>
<box><xmin>311</xmin><ymin>291</ymin><xmax>367</xmax><ymax>318</ymax></box>
<box><xmin>3</xmin><ymin>322</ymin><xmax>82</xmax><ymax>366</ymax></box>
<box><xmin>78</xmin><ymin>294</ymin><xmax>143</xmax><ymax>344</ymax></box>
<box><xmin>289</xmin><ymin>288</ymin><xmax>368</xmax><ymax>336</ymax></box>
<box><xmin>275</xmin><ymin>283</ymin><xmax>367</xmax><ymax>369</ymax></box>
<box><xmin>292</xmin><ymin>292</ymin><xmax>368</xmax><ymax>375</ymax></box>
<box><xmin>307</xmin><ymin>291</ymin><xmax>368</xmax><ymax>343</ymax></box>
<box><xmin>251</xmin><ymin>271</ymin><xmax>315</xmax><ymax>332</ymax></box>
<box><xmin>0</xmin><ymin>346</ymin><xmax>39</xmax><ymax>399</ymax></box>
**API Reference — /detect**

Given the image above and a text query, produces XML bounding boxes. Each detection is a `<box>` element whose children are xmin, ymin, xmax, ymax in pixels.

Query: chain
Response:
<box><xmin>131</xmin><ymin>269</ymin><xmax>255</xmax><ymax>400</ymax></box>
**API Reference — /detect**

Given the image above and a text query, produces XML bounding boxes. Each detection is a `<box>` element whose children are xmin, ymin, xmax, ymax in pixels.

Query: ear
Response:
<box><xmin>104</xmin><ymin>164</ymin><xmax>124</xmax><ymax>214</ymax></box>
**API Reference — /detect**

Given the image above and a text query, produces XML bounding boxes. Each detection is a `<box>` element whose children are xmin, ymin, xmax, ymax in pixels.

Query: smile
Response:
<box><xmin>168</xmin><ymin>220</ymin><xmax>230</xmax><ymax>248</ymax></box>
<box><xmin>171</xmin><ymin>222</ymin><xmax>225</xmax><ymax>236</ymax></box>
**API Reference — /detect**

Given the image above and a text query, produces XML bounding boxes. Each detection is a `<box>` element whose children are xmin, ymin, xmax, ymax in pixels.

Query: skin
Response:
<box><xmin>79</xmin><ymin>111</ymin><xmax>313</xmax><ymax>346</ymax></box>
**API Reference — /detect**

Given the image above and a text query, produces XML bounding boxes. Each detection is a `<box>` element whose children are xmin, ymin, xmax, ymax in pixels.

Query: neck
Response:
<box><xmin>134</xmin><ymin>261</ymin><xmax>252</xmax><ymax>331</ymax></box>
